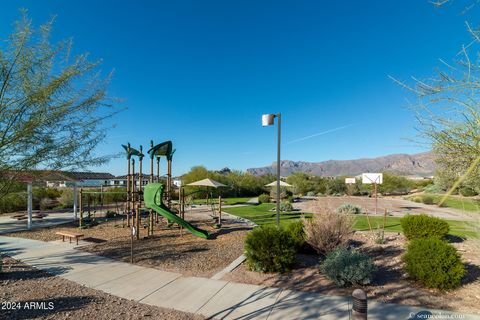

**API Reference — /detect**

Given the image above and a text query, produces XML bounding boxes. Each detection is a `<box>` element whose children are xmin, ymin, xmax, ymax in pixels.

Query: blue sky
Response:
<box><xmin>0</xmin><ymin>1</ymin><xmax>473</xmax><ymax>176</ymax></box>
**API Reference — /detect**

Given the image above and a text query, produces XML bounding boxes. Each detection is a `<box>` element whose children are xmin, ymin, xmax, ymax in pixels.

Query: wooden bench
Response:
<box><xmin>55</xmin><ymin>232</ymin><xmax>84</xmax><ymax>245</ymax></box>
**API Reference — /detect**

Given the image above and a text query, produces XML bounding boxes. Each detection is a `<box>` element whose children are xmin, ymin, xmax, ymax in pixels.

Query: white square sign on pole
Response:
<box><xmin>362</xmin><ymin>173</ymin><xmax>383</xmax><ymax>185</ymax></box>
<box><xmin>345</xmin><ymin>178</ymin><xmax>356</xmax><ymax>184</ymax></box>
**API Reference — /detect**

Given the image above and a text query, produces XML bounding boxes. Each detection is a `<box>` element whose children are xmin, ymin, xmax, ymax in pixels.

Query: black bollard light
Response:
<box><xmin>352</xmin><ymin>289</ymin><xmax>367</xmax><ymax>320</ymax></box>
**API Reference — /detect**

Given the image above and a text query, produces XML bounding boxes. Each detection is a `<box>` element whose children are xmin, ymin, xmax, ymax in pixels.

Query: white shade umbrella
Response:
<box><xmin>265</xmin><ymin>180</ymin><xmax>292</xmax><ymax>187</ymax></box>
<box><xmin>187</xmin><ymin>178</ymin><xmax>226</xmax><ymax>188</ymax></box>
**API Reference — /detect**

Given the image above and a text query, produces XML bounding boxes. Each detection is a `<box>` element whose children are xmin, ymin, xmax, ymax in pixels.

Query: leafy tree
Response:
<box><xmin>392</xmin><ymin>3</ymin><xmax>480</xmax><ymax>196</ymax></box>
<box><xmin>0</xmin><ymin>13</ymin><xmax>116</xmax><ymax>197</ymax></box>
<box><xmin>286</xmin><ymin>172</ymin><xmax>315</xmax><ymax>195</ymax></box>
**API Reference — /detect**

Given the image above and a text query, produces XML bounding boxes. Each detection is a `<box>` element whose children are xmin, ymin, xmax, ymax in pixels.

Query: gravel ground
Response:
<box><xmin>0</xmin><ymin>256</ymin><xmax>203</xmax><ymax>320</ymax></box>
<box><xmin>3</xmin><ymin>217</ymin><xmax>250</xmax><ymax>278</ymax></box>
<box><xmin>222</xmin><ymin>231</ymin><xmax>480</xmax><ymax>315</ymax></box>
<box><xmin>293</xmin><ymin>196</ymin><xmax>477</xmax><ymax>221</ymax></box>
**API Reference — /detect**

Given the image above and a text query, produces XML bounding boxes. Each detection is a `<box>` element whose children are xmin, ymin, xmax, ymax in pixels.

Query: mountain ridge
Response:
<box><xmin>246</xmin><ymin>152</ymin><xmax>435</xmax><ymax>177</ymax></box>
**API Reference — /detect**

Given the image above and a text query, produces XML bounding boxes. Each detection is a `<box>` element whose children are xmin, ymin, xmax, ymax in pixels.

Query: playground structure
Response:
<box><xmin>77</xmin><ymin>140</ymin><xmax>211</xmax><ymax>240</ymax></box>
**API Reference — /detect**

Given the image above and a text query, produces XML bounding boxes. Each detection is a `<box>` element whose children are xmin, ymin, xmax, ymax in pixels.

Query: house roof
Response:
<box><xmin>114</xmin><ymin>173</ymin><xmax>152</xmax><ymax>179</ymax></box>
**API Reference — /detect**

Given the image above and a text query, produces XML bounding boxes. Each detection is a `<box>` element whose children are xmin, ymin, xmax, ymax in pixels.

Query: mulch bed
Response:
<box><xmin>0</xmin><ymin>256</ymin><xmax>203</xmax><ymax>320</ymax></box>
<box><xmin>3</xmin><ymin>218</ymin><xmax>250</xmax><ymax>278</ymax></box>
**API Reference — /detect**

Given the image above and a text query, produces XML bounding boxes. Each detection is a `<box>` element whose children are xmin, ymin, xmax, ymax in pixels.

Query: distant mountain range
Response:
<box><xmin>246</xmin><ymin>152</ymin><xmax>435</xmax><ymax>177</ymax></box>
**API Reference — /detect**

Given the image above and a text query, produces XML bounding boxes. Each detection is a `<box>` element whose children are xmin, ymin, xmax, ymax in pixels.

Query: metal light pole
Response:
<box><xmin>262</xmin><ymin>113</ymin><xmax>281</xmax><ymax>226</ymax></box>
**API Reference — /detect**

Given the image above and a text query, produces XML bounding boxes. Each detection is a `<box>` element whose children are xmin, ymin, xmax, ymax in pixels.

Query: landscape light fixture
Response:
<box><xmin>261</xmin><ymin>113</ymin><xmax>281</xmax><ymax>226</ymax></box>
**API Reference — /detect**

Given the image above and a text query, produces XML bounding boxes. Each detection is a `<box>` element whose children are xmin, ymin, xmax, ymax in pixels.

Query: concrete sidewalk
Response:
<box><xmin>0</xmin><ymin>212</ymin><xmax>74</xmax><ymax>235</ymax></box>
<box><xmin>1</xmin><ymin>236</ymin><xmax>479</xmax><ymax>320</ymax></box>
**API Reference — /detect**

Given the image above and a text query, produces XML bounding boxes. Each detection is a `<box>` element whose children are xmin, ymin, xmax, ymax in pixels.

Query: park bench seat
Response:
<box><xmin>55</xmin><ymin>231</ymin><xmax>84</xmax><ymax>245</ymax></box>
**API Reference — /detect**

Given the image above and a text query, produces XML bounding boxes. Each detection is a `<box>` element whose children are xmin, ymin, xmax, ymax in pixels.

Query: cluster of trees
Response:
<box><xmin>181</xmin><ymin>166</ymin><xmax>276</xmax><ymax>198</ymax></box>
<box><xmin>286</xmin><ymin>172</ymin><xmax>431</xmax><ymax>197</ymax></box>
<box><xmin>180</xmin><ymin>166</ymin><xmax>433</xmax><ymax>199</ymax></box>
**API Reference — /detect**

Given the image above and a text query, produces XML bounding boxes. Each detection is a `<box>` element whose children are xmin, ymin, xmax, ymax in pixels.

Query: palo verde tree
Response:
<box><xmin>392</xmin><ymin>2</ymin><xmax>480</xmax><ymax>197</ymax></box>
<box><xmin>0</xmin><ymin>13</ymin><xmax>117</xmax><ymax>197</ymax></box>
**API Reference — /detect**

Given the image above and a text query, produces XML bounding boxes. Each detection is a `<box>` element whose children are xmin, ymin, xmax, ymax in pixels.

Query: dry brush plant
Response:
<box><xmin>303</xmin><ymin>200</ymin><xmax>354</xmax><ymax>256</ymax></box>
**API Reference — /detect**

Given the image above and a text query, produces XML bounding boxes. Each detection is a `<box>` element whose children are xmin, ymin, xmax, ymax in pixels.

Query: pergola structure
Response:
<box><xmin>11</xmin><ymin>171</ymin><xmax>80</xmax><ymax>230</ymax></box>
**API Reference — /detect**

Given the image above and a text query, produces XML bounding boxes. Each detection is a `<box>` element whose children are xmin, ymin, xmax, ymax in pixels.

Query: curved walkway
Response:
<box><xmin>1</xmin><ymin>236</ymin><xmax>479</xmax><ymax>319</ymax></box>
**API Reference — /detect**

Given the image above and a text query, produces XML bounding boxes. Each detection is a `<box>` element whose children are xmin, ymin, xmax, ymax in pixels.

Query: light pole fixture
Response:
<box><xmin>262</xmin><ymin>113</ymin><xmax>281</xmax><ymax>226</ymax></box>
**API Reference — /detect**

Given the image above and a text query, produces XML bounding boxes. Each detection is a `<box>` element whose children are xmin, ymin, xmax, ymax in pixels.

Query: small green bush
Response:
<box><xmin>411</xmin><ymin>196</ymin><xmax>423</xmax><ymax>203</ymax></box>
<box><xmin>245</xmin><ymin>225</ymin><xmax>296</xmax><ymax>273</ymax></box>
<box><xmin>258</xmin><ymin>194</ymin><xmax>270</xmax><ymax>204</ymax></box>
<box><xmin>336</xmin><ymin>203</ymin><xmax>362</xmax><ymax>215</ymax></box>
<box><xmin>459</xmin><ymin>186</ymin><xmax>477</xmax><ymax>197</ymax></box>
<box><xmin>0</xmin><ymin>192</ymin><xmax>27</xmax><ymax>213</ymax></box>
<box><xmin>59</xmin><ymin>189</ymin><xmax>74</xmax><ymax>208</ymax></box>
<box><xmin>403</xmin><ymin>238</ymin><xmax>465</xmax><ymax>289</ymax></box>
<box><xmin>423</xmin><ymin>184</ymin><xmax>444</xmax><ymax>194</ymax></box>
<box><xmin>306</xmin><ymin>191</ymin><xmax>316</xmax><ymax>197</ymax></box>
<box><xmin>287</xmin><ymin>195</ymin><xmax>294</xmax><ymax>203</ymax></box>
<box><xmin>421</xmin><ymin>195</ymin><xmax>435</xmax><ymax>205</ymax></box>
<box><xmin>279</xmin><ymin>200</ymin><xmax>293</xmax><ymax>212</ymax></box>
<box><xmin>400</xmin><ymin>214</ymin><xmax>449</xmax><ymax>240</ymax></box>
<box><xmin>285</xmin><ymin>220</ymin><xmax>309</xmax><ymax>252</ymax></box>
<box><xmin>320</xmin><ymin>248</ymin><xmax>376</xmax><ymax>287</ymax></box>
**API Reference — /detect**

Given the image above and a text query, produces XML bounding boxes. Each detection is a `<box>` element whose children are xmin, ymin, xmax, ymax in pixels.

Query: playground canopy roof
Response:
<box><xmin>265</xmin><ymin>180</ymin><xmax>292</xmax><ymax>187</ymax></box>
<box><xmin>186</xmin><ymin>178</ymin><xmax>226</xmax><ymax>188</ymax></box>
<box><xmin>147</xmin><ymin>141</ymin><xmax>174</xmax><ymax>160</ymax></box>
<box><xmin>122</xmin><ymin>144</ymin><xmax>144</xmax><ymax>159</ymax></box>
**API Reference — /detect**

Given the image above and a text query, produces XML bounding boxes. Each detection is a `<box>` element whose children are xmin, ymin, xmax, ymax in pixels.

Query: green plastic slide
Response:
<box><xmin>144</xmin><ymin>183</ymin><xmax>210</xmax><ymax>239</ymax></box>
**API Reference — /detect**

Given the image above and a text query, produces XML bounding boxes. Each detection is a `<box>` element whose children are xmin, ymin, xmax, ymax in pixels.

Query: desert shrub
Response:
<box><xmin>459</xmin><ymin>186</ymin><xmax>477</xmax><ymax>197</ymax></box>
<box><xmin>280</xmin><ymin>200</ymin><xmax>293</xmax><ymax>212</ymax></box>
<box><xmin>39</xmin><ymin>198</ymin><xmax>57</xmax><ymax>210</ymax></box>
<box><xmin>59</xmin><ymin>189</ymin><xmax>74</xmax><ymax>208</ymax></box>
<box><xmin>421</xmin><ymin>195</ymin><xmax>435</xmax><ymax>205</ymax></box>
<box><xmin>287</xmin><ymin>195</ymin><xmax>294</xmax><ymax>203</ymax></box>
<box><xmin>285</xmin><ymin>220</ymin><xmax>309</xmax><ymax>252</ymax></box>
<box><xmin>306</xmin><ymin>191</ymin><xmax>316</xmax><ymax>197</ymax></box>
<box><xmin>270</xmin><ymin>187</ymin><xmax>292</xmax><ymax>200</ymax></box>
<box><xmin>423</xmin><ymin>184</ymin><xmax>444</xmax><ymax>194</ymax></box>
<box><xmin>0</xmin><ymin>192</ymin><xmax>27</xmax><ymax>213</ymax></box>
<box><xmin>403</xmin><ymin>238</ymin><xmax>465</xmax><ymax>289</ymax></box>
<box><xmin>258</xmin><ymin>194</ymin><xmax>270</xmax><ymax>204</ymax></box>
<box><xmin>303</xmin><ymin>208</ymin><xmax>353</xmax><ymax>256</ymax></box>
<box><xmin>316</xmin><ymin>192</ymin><xmax>325</xmax><ymax>197</ymax></box>
<box><xmin>400</xmin><ymin>214</ymin><xmax>449</xmax><ymax>240</ymax></box>
<box><xmin>320</xmin><ymin>247</ymin><xmax>376</xmax><ymax>287</ymax></box>
<box><xmin>336</xmin><ymin>203</ymin><xmax>362</xmax><ymax>215</ymax></box>
<box><xmin>411</xmin><ymin>196</ymin><xmax>422</xmax><ymax>203</ymax></box>
<box><xmin>244</xmin><ymin>225</ymin><xmax>296</xmax><ymax>273</ymax></box>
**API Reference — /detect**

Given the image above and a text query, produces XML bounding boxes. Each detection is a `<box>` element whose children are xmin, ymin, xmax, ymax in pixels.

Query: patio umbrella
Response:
<box><xmin>187</xmin><ymin>178</ymin><xmax>226</xmax><ymax>188</ymax></box>
<box><xmin>186</xmin><ymin>178</ymin><xmax>226</xmax><ymax>226</ymax></box>
<box><xmin>265</xmin><ymin>180</ymin><xmax>292</xmax><ymax>187</ymax></box>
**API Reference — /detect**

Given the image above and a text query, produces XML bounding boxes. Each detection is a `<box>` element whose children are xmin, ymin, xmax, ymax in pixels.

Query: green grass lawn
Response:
<box><xmin>192</xmin><ymin>197</ymin><xmax>253</xmax><ymax>205</ymax></box>
<box><xmin>407</xmin><ymin>194</ymin><xmax>480</xmax><ymax>212</ymax></box>
<box><xmin>223</xmin><ymin>204</ymin><xmax>479</xmax><ymax>238</ymax></box>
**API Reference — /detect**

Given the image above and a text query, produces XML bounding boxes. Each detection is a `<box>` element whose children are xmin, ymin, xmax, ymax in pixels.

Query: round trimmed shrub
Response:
<box><xmin>258</xmin><ymin>194</ymin><xmax>270</xmax><ymax>204</ymax></box>
<box><xmin>244</xmin><ymin>225</ymin><xmax>296</xmax><ymax>273</ymax></box>
<box><xmin>421</xmin><ymin>195</ymin><xmax>435</xmax><ymax>205</ymax></box>
<box><xmin>400</xmin><ymin>214</ymin><xmax>449</xmax><ymax>240</ymax></box>
<box><xmin>411</xmin><ymin>196</ymin><xmax>422</xmax><ymax>203</ymax></box>
<box><xmin>459</xmin><ymin>186</ymin><xmax>477</xmax><ymax>197</ymax></box>
<box><xmin>336</xmin><ymin>203</ymin><xmax>362</xmax><ymax>215</ymax></box>
<box><xmin>320</xmin><ymin>247</ymin><xmax>376</xmax><ymax>287</ymax></box>
<box><xmin>403</xmin><ymin>237</ymin><xmax>465</xmax><ymax>289</ymax></box>
<box><xmin>279</xmin><ymin>200</ymin><xmax>293</xmax><ymax>212</ymax></box>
